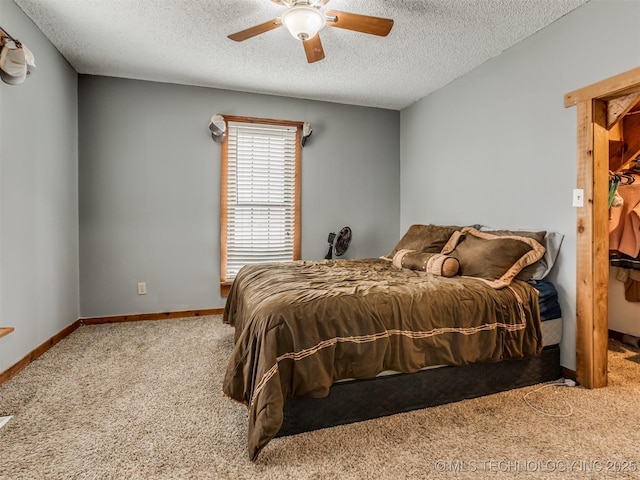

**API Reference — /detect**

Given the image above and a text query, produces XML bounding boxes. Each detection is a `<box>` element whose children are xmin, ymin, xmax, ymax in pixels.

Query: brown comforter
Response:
<box><xmin>222</xmin><ymin>258</ymin><xmax>542</xmax><ymax>460</ymax></box>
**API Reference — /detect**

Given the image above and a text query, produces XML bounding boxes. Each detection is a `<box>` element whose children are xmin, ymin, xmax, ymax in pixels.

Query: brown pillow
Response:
<box><xmin>441</xmin><ymin>227</ymin><xmax>545</xmax><ymax>288</ymax></box>
<box><xmin>392</xmin><ymin>249</ymin><xmax>459</xmax><ymax>277</ymax></box>
<box><xmin>388</xmin><ymin>224</ymin><xmax>461</xmax><ymax>259</ymax></box>
<box><xmin>481</xmin><ymin>229</ymin><xmax>546</xmax><ymax>281</ymax></box>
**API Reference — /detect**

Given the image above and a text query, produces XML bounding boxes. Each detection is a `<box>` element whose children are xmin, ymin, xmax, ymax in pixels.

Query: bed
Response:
<box><xmin>222</xmin><ymin>225</ymin><xmax>563</xmax><ymax>460</ymax></box>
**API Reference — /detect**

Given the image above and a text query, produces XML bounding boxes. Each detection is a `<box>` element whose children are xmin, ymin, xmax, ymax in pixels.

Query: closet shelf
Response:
<box><xmin>0</xmin><ymin>327</ymin><xmax>14</xmax><ymax>339</ymax></box>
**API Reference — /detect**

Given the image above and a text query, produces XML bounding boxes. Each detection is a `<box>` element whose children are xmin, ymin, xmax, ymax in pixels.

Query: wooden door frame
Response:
<box><xmin>565</xmin><ymin>66</ymin><xmax>640</xmax><ymax>388</ymax></box>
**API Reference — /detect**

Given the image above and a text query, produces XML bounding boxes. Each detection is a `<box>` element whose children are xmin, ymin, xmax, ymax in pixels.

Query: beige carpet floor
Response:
<box><xmin>1</xmin><ymin>316</ymin><xmax>640</xmax><ymax>479</ymax></box>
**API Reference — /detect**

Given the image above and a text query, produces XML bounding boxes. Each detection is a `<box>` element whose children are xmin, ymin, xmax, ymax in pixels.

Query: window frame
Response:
<box><xmin>220</xmin><ymin>115</ymin><xmax>302</xmax><ymax>297</ymax></box>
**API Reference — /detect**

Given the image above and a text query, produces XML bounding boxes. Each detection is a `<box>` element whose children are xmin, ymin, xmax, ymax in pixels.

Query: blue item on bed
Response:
<box><xmin>531</xmin><ymin>280</ymin><xmax>562</xmax><ymax>321</ymax></box>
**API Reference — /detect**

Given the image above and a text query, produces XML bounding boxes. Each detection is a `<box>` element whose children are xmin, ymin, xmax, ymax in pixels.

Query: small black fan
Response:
<box><xmin>325</xmin><ymin>226</ymin><xmax>352</xmax><ymax>259</ymax></box>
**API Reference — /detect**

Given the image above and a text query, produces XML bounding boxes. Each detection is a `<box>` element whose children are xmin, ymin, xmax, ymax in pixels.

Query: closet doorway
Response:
<box><xmin>565</xmin><ymin>66</ymin><xmax>640</xmax><ymax>388</ymax></box>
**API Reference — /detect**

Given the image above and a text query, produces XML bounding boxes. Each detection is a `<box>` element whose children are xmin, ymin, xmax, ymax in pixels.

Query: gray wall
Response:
<box><xmin>78</xmin><ymin>76</ymin><xmax>400</xmax><ymax>318</ymax></box>
<box><xmin>400</xmin><ymin>0</ymin><xmax>640</xmax><ymax>370</ymax></box>
<box><xmin>0</xmin><ymin>1</ymin><xmax>79</xmax><ymax>371</ymax></box>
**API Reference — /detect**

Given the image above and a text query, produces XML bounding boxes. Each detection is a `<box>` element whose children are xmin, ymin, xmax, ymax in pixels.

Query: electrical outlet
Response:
<box><xmin>572</xmin><ymin>188</ymin><xmax>584</xmax><ymax>207</ymax></box>
<box><xmin>137</xmin><ymin>282</ymin><xmax>147</xmax><ymax>295</ymax></box>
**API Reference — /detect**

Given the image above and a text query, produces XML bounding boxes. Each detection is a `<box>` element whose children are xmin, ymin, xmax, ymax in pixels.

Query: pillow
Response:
<box><xmin>441</xmin><ymin>227</ymin><xmax>545</xmax><ymax>288</ymax></box>
<box><xmin>534</xmin><ymin>232</ymin><xmax>564</xmax><ymax>280</ymax></box>
<box><xmin>388</xmin><ymin>224</ymin><xmax>461</xmax><ymax>259</ymax></box>
<box><xmin>392</xmin><ymin>249</ymin><xmax>459</xmax><ymax>277</ymax></box>
<box><xmin>476</xmin><ymin>229</ymin><xmax>546</xmax><ymax>282</ymax></box>
<box><xmin>479</xmin><ymin>226</ymin><xmax>564</xmax><ymax>280</ymax></box>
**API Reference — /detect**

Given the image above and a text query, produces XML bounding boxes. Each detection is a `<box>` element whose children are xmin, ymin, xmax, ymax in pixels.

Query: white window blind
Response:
<box><xmin>224</xmin><ymin>121</ymin><xmax>298</xmax><ymax>281</ymax></box>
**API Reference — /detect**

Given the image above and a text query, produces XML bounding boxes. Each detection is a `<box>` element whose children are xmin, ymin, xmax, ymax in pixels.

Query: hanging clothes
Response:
<box><xmin>625</xmin><ymin>270</ymin><xmax>640</xmax><ymax>302</ymax></box>
<box><xmin>611</xmin><ymin>254</ymin><xmax>640</xmax><ymax>270</ymax></box>
<box><xmin>610</xmin><ymin>172</ymin><xmax>640</xmax><ymax>302</ymax></box>
<box><xmin>609</xmin><ymin>172</ymin><xmax>621</xmax><ymax>209</ymax></box>
<box><xmin>609</xmin><ymin>173</ymin><xmax>640</xmax><ymax>258</ymax></box>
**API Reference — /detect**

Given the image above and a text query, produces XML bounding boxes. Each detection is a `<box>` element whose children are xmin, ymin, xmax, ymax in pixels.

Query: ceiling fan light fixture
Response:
<box><xmin>281</xmin><ymin>6</ymin><xmax>325</xmax><ymax>41</ymax></box>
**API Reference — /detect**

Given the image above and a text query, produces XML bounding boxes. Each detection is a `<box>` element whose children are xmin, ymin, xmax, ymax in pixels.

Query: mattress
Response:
<box><xmin>337</xmin><ymin>280</ymin><xmax>562</xmax><ymax>383</ymax></box>
<box><xmin>338</xmin><ymin>316</ymin><xmax>562</xmax><ymax>383</ymax></box>
<box><xmin>533</xmin><ymin>280</ymin><xmax>562</xmax><ymax>347</ymax></box>
<box><xmin>541</xmin><ymin>317</ymin><xmax>562</xmax><ymax>347</ymax></box>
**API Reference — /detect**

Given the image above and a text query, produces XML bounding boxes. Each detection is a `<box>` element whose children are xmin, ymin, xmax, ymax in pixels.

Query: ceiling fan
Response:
<box><xmin>228</xmin><ymin>0</ymin><xmax>394</xmax><ymax>63</ymax></box>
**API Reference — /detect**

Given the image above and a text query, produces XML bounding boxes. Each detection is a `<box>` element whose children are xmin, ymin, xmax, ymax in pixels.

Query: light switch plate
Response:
<box><xmin>572</xmin><ymin>189</ymin><xmax>584</xmax><ymax>207</ymax></box>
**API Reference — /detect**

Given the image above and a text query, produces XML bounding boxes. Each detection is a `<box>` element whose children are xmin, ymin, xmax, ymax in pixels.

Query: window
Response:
<box><xmin>220</xmin><ymin>116</ymin><xmax>302</xmax><ymax>296</ymax></box>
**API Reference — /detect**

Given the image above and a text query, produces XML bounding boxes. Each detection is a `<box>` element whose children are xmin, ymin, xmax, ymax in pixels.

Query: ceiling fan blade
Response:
<box><xmin>316</xmin><ymin>0</ymin><xmax>331</xmax><ymax>6</ymax></box>
<box><xmin>325</xmin><ymin>10</ymin><xmax>394</xmax><ymax>37</ymax></box>
<box><xmin>228</xmin><ymin>19</ymin><xmax>281</xmax><ymax>42</ymax></box>
<box><xmin>303</xmin><ymin>34</ymin><xmax>325</xmax><ymax>63</ymax></box>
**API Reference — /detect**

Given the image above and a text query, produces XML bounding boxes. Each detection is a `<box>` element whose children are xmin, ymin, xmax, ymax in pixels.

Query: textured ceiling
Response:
<box><xmin>14</xmin><ymin>0</ymin><xmax>588</xmax><ymax>110</ymax></box>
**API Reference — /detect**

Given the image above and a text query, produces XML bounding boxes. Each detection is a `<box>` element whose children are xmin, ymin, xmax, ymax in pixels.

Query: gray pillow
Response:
<box><xmin>533</xmin><ymin>231</ymin><xmax>564</xmax><ymax>280</ymax></box>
